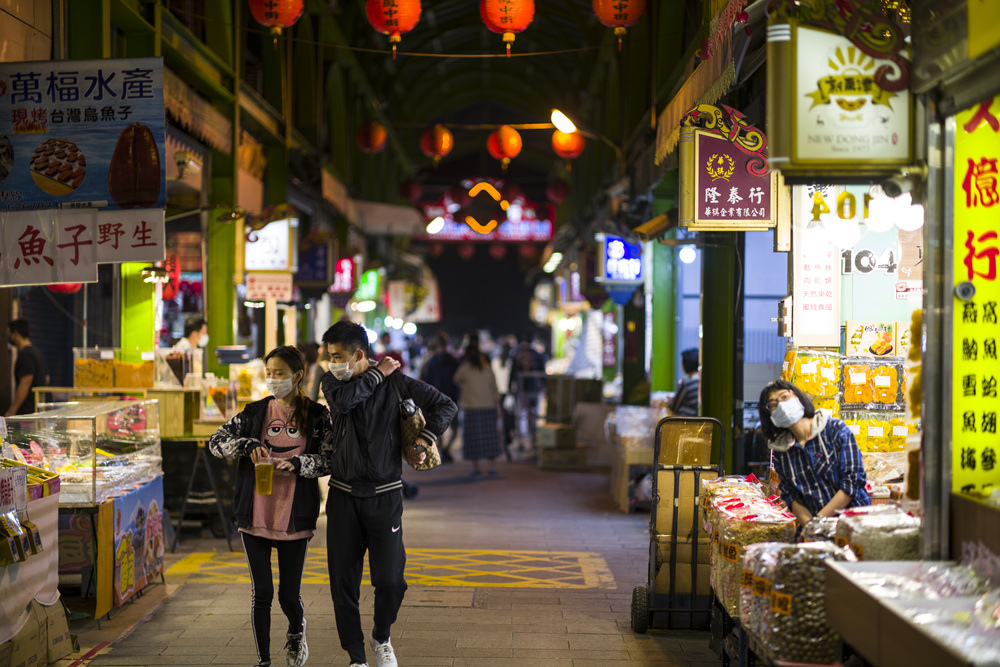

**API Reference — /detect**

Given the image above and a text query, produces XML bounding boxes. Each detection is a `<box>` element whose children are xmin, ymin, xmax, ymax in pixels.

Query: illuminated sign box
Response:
<box><xmin>597</xmin><ymin>234</ymin><xmax>642</xmax><ymax>284</ymax></box>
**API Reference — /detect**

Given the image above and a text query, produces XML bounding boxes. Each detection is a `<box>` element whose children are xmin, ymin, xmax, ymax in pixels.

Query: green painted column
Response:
<box><xmin>622</xmin><ymin>294</ymin><xmax>647</xmax><ymax>405</ymax></box>
<box><xmin>119</xmin><ymin>263</ymin><xmax>154</xmax><ymax>362</ymax></box>
<box><xmin>205</xmin><ymin>208</ymin><xmax>237</xmax><ymax>376</ymax></box>
<box><xmin>66</xmin><ymin>0</ymin><xmax>110</xmax><ymax>58</ymax></box>
<box><xmin>650</xmin><ymin>237</ymin><xmax>677</xmax><ymax>393</ymax></box>
<box><xmin>701</xmin><ymin>232</ymin><xmax>737</xmax><ymax>472</ymax></box>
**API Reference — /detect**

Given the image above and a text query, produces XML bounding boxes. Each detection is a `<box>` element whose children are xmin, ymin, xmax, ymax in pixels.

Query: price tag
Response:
<box><xmin>847</xmin><ymin>424</ymin><xmax>861</xmax><ymax>435</ymax></box>
<box><xmin>892</xmin><ymin>426</ymin><xmax>909</xmax><ymax>437</ymax></box>
<box><xmin>0</xmin><ymin>469</ymin><xmax>15</xmax><ymax>514</ymax></box>
<box><xmin>742</xmin><ymin>570</ymin><xmax>755</xmax><ymax>588</ymax></box>
<box><xmin>874</xmin><ymin>375</ymin><xmax>892</xmax><ymax>387</ymax></box>
<box><xmin>782</xmin><ymin>361</ymin><xmax>788</xmax><ymax>372</ymax></box>
<box><xmin>100</xmin><ymin>350</ymin><xmax>115</xmax><ymax>360</ymax></box>
<box><xmin>821</xmin><ymin>367</ymin><xmax>836</xmax><ymax>380</ymax></box>
<box><xmin>771</xmin><ymin>591</ymin><xmax>793</xmax><ymax>615</ymax></box>
<box><xmin>869</xmin><ymin>426</ymin><xmax>885</xmax><ymax>437</ymax></box>
<box><xmin>753</xmin><ymin>576</ymin><xmax>772</xmax><ymax>598</ymax></box>
<box><xmin>849</xmin><ymin>372</ymin><xmax>867</xmax><ymax>385</ymax></box>
<box><xmin>801</xmin><ymin>362</ymin><xmax>818</xmax><ymax>375</ymax></box>
<box><xmin>141</xmin><ymin>351</ymin><xmax>155</xmax><ymax>361</ymax></box>
<box><xmin>835</xmin><ymin>536</ymin><xmax>848</xmax><ymax>548</ymax></box>
<box><xmin>721</xmin><ymin>541</ymin><xmax>740</xmax><ymax>563</ymax></box>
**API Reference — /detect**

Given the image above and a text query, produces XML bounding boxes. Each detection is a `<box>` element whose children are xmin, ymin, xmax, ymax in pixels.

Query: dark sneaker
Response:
<box><xmin>284</xmin><ymin>617</ymin><xmax>308</xmax><ymax>667</ymax></box>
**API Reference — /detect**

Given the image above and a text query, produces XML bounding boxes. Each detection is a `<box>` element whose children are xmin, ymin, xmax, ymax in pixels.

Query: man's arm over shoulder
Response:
<box><xmin>403</xmin><ymin>376</ymin><xmax>458</xmax><ymax>446</ymax></box>
<box><xmin>322</xmin><ymin>367</ymin><xmax>385</xmax><ymax>415</ymax></box>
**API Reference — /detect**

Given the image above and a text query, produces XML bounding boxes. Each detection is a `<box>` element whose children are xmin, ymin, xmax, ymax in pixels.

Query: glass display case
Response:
<box><xmin>114</xmin><ymin>350</ymin><xmax>155</xmax><ymax>388</ymax></box>
<box><xmin>5</xmin><ymin>400</ymin><xmax>162</xmax><ymax>506</ymax></box>
<box><xmin>153</xmin><ymin>349</ymin><xmax>203</xmax><ymax>388</ymax></box>
<box><xmin>200</xmin><ymin>376</ymin><xmax>237</xmax><ymax>422</ymax></box>
<box><xmin>73</xmin><ymin>348</ymin><xmax>116</xmax><ymax>388</ymax></box>
<box><xmin>230</xmin><ymin>359</ymin><xmax>267</xmax><ymax>400</ymax></box>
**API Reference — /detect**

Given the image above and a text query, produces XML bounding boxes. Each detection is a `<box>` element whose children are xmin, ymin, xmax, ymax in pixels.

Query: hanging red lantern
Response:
<box><xmin>551</xmin><ymin>130</ymin><xmax>585</xmax><ymax>159</ymax></box>
<box><xmin>47</xmin><ymin>283</ymin><xmax>82</xmax><ymax>294</ymax></box>
<box><xmin>518</xmin><ymin>244</ymin><xmax>539</xmax><ymax>260</ymax></box>
<box><xmin>480</xmin><ymin>0</ymin><xmax>535</xmax><ymax>57</ymax></box>
<box><xmin>366</xmin><ymin>0</ymin><xmax>422</xmax><ymax>59</ymax></box>
<box><xmin>593</xmin><ymin>0</ymin><xmax>646</xmax><ymax>50</ymax></box>
<box><xmin>488</xmin><ymin>244</ymin><xmax>508</xmax><ymax>261</ymax></box>
<box><xmin>487</xmin><ymin>125</ymin><xmax>522</xmax><ymax>172</ymax></box>
<box><xmin>249</xmin><ymin>0</ymin><xmax>305</xmax><ymax>47</ymax></box>
<box><xmin>400</xmin><ymin>179</ymin><xmax>423</xmax><ymax>201</ymax></box>
<box><xmin>428</xmin><ymin>242</ymin><xmax>445</xmax><ymax>258</ymax></box>
<box><xmin>546</xmin><ymin>178</ymin><xmax>570</xmax><ymax>203</ymax></box>
<box><xmin>420</xmin><ymin>124</ymin><xmax>454</xmax><ymax>166</ymax></box>
<box><xmin>355</xmin><ymin>120</ymin><xmax>388</xmax><ymax>154</ymax></box>
<box><xmin>457</xmin><ymin>243</ymin><xmax>476</xmax><ymax>261</ymax></box>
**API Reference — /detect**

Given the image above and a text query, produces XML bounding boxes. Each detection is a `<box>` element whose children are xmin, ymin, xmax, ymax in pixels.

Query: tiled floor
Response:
<box><xmin>65</xmin><ymin>459</ymin><xmax>718</xmax><ymax>666</ymax></box>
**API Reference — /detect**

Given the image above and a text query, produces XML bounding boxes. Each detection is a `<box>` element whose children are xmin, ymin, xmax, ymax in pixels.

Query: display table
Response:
<box><xmin>32</xmin><ymin>387</ymin><xmax>200</xmax><ymax>438</ymax></box>
<box><xmin>610</xmin><ymin>447</ymin><xmax>654</xmax><ymax>512</ymax></box>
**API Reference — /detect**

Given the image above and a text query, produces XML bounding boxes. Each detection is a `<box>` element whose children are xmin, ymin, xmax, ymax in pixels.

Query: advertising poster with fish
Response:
<box><xmin>113</xmin><ymin>476</ymin><xmax>165</xmax><ymax>607</ymax></box>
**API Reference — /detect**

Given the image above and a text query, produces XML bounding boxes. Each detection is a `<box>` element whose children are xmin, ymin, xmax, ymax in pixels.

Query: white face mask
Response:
<box><xmin>198</xmin><ymin>333</ymin><xmax>209</xmax><ymax>348</ymax></box>
<box><xmin>330</xmin><ymin>354</ymin><xmax>358</xmax><ymax>381</ymax></box>
<box><xmin>265</xmin><ymin>378</ymin><xmax>294</xmax><ymax>399</ymax></box>
<box><xmin>771</xmin><ymin>397</ymin><xmax>805</xmax><ymax>429</ymax></box>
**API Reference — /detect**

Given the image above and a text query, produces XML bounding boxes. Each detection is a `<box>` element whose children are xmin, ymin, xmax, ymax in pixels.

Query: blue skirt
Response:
<box><xmin>461</xmin><ymin>408</ymin><xmax>502</xmax><ymax>461</ymax></box>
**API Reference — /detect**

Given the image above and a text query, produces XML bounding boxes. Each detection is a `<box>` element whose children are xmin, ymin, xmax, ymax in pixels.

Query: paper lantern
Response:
<box><xmin>489</xmin><ymin>244</ymin><xmax>508</xmax><ymax>260</ymax></box>
<box><xmin>480</xmin><ymin>0</ymin><xmax>535</xmax><ymax>56</ymax></box>
<box><xmin>47</xmin><ymin>283</ymin><xmax>82</xmax><ymax>294</ymax></box>
<box><xmin>518</xmin><ymin>244</ymin><xmax>539</xmax><ymax>259</ymax></box>
<box><xmin>593</xmin><ymin>0</ymin><xmax>646</xmax><ymax>49</ymax></box>
<box><xmin>546</xmin><ymin>178</ymin><xmax>570</xmax><ymax>203</ymax></box>
<box><xmin>487</xmin><ymin>125</ymin><xmax>522</xmax><ymax>171</ymax></box>
<box><xmin>420</xmin><ymin>124</ymin><xmax>454</xmax><ymax>166</ymax></box>
<box><xmin>249</xmin><ymin>0</ymin><xmax>305</xmax><ymax>46</ymax></box>
<box><xmin>400</xmin><ymin>179</ymin><xmax>423</xmax><ymax>201</ymax></box>
<box><xmin>551</xmin><ymin>130</ymin><xmax>585</xmax><ymax>162</ymax></box>
<box><xmin>458</xmin><ymin>244</ymin><xmax>476</xmax><ymax>261</ymax></box>
<box><xmin>356</xmin><ymin>120</ymin><xmax>388</xmax><ymax>154</ymax></box>
<box><xmin>366</xmin><ymin>0</ymin><xmax>422</xmax><ymax>59</ymax></box>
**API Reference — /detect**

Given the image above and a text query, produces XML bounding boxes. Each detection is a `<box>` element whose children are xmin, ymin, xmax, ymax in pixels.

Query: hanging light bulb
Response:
<box><xmin>679</xmin><ymin>246</ymin><xmax>697</xmax><ymax>264</ymax></box>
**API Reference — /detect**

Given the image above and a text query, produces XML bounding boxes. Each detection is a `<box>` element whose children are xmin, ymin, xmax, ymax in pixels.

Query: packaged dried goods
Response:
<box><xmin>612</xmin><ymin>405</ymin><xmax>666</xmax><ymax>450</ymax></box>
<box><xmin>887</xmin><ymin>415</ymin><xmax>917</xmax><ymax>451</ymax></box>
<box><xmin>739</xmin><ymin>542</ymin><xmax>786</xmax><ymax>631</ymax></box>
<box><xmin>764</xmin><ymin>542</ymin><xmax>856</xmax><ymax>663</ymax></box>
<box><xmin>230</xmin><ymin>359</ymin><xmax>267</xmax><ymax>399</ymax></box>
<box><xmin>74</xmin><ymin>348</ymin><xmax>116</xmax><ymax>388</ymax></box>
<box><xmin>790</xmin><ymin>350</ymin><xmax>840</xmax><ymax>399</ymax></box>
<box><xmin>841</xmin><ymin>357</ymin><xmax>905</xmax><ymax>411</ymax></box>
<box><xmin>861</xmin><ymin>451</ymin><xmax>908</xmax><ymax>486</ymax></box>
<box><xmin>801</xmin><ymin>516</ymin><xmax>838</xmax><ymax>543</ymax></box>
<box><xmin>716</xmin><ymin>508</ymin><xmax>796</xmax><ymax>616</ymax></box>
<box><xmin>843</xmin><ymin>511</ymin><xmax>920</xmax><ymax>561</ymax></box>
<box><xmin>779</xmin><ymin>348</ymin><xmax>795</xmax><ymax>381</ymax></box>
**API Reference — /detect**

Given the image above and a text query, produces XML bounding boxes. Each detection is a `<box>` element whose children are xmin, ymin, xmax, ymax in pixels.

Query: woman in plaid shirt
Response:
<box><xmin>758</xmin><ymin>380</ymin><xmax>871</xmax><ymax>525</ymax></box>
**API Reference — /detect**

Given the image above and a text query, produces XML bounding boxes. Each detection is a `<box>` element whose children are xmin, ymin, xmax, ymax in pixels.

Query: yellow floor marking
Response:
<box><xmin>166</xmin><ymin>548</ymin><xmax>616</xmax><ymax>588</ymax></box>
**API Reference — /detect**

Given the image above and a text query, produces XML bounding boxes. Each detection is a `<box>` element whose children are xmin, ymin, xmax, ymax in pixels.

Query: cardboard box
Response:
<box><xmin>538</xmin><ymin>445</ymin><xmax>588</xmax><ymax>471</ymax></box>
<box><xmin>0</xmin><ymin>640</ymin><xmax>12</xmax><ymax>666</ymax></box>
<box><xmin>9</xmin><ymin>602</ymin><xmax>46</xmax><ymax>667</ymax></box>
<box><xmin>19</xmin><ymin>520</ymin><xmax>42</xmax><ymax>555</ymax></box>
<box><xmin>655</xmin><ymin>469</ymin><xmax>718</xmax><ymax>538</ymax></box>
<box><xmin>41</xmin><ymin>601</ymin><xmax>72</xmax><ymax>663</ymax></box>
<box><xmin>537</xmin><ymin>423</ymin><xmax>576</xmax><ymax>449</ymax></box>
<box><xmin>654</xmin><ymin>558</ymin><xmax>711</xmax><ymax>596</ymax></box>
<box><xmin>661</xmin><ymin>435</ymin><xmax>712</xmax><ymax>466</ymax></box>
<box><xmin>655</xmin><ymin>535</ymin><xmax>712</xmax><ymax>566</ymax></box>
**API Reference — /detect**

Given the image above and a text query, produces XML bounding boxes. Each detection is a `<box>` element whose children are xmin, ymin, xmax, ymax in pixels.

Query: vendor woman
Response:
<box><xmin>758</xmin><ymin>380</ymin><xmax>870</xmax><ymax>525</ymax></box>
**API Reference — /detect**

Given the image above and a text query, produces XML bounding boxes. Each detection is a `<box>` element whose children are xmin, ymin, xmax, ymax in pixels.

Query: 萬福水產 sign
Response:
<box><xmin>766</xmin><ymin>4</ymin><xmax>912</xmax><ymax>179</ymax></box>
<box><xmin>952</xmin><ymin>93</ymin><xmax>1000</xmax><ymax>495</ymax></box>
<box><xmin>0</xmin><ymin>57</ymin><xmax>165</xmax><ymax>211</ymax></box>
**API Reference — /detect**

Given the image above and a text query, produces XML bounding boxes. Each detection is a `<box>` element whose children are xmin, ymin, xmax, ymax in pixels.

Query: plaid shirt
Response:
<box><xmin>773</xmin><ymin>417</ymin><xmax>870</xmax><ymax>515</ymax></box>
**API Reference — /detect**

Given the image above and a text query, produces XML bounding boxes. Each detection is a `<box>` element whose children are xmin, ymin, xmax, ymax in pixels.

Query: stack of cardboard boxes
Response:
<box><xmin>0</xmin><ymin>600</ymin><xmax>72</xmax><ymax>667</ymax></box>
<box><xmin>537</xmin><ymin>422</ymin><xmax>587</xmax><ymax>470</ymax></box>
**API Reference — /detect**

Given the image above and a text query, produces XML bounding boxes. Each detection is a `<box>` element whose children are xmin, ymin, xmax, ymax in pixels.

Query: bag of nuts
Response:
<box><xmin>841</xmin><ymin>510</ymin><xmax>921</xmax><ymax>561</ymax></box>
<box><xmin>740</xmin><ymin>542</ymin><xmax>787</xmax><ymax>632</ymax></box>
<box><xmin>764</xmin><ymin>542</ymin><xmax>857</xmax><ymax>663</ymax></box>
<box><xmin>716</xmin><ymin>507</ymin><xmax>796</xmax><ymax>617</ymax></box>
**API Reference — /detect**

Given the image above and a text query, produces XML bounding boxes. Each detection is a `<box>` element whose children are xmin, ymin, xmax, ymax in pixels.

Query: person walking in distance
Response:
<box><xmin>5</xmin><ymin>319</ymin><xmax>48</xmax><ymax>417</ymax></box>
<box><xmin>418</xmin><ymin>335</ymin><xmax>461</xmax><ymax>462</ymax></box>
<box><xmin>453</xmin><ymin>338</ymin><xmax>503</xmax><ymax>477</ymax></box>
<box><xmin>291</xmin><ymin>321</ymin><xmax>457</xmax><ymax>667</ymax></box>
<box><xmin>209</xmin><ymin>346</ymin><xmax>335</xmax><ymax>667</ymax></box>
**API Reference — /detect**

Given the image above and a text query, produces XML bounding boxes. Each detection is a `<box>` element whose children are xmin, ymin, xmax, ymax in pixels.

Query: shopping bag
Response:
<box><xmin>391</xmin><ymin>374</ymin><xmax>441</xmax><ymax>471</ymax></box>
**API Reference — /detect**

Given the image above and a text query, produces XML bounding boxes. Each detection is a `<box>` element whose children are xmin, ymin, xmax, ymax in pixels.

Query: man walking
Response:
<box><xmin>291</xmin><ymin>321</ymin><xmax>456</xmax><ymax>667</ymax></box>
<box><xmin>5</xmin><ymin>320</ymin><xmax>48</xmax><ymax>417</ymax></box>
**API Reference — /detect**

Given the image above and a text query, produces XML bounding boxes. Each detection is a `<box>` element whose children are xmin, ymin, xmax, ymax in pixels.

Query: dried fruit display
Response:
<box><xmin>74</xmin><ymin>358</ymin><xmax>114</xmax><ymax>388</ymax></box>
<box><xmin>841</xmin><ymin>357</ymin><xmax>905</xmax><ymax>410</ymax></box>
<box><xmin>790</xmin><ymin>351</ymin><xmax>840</xmax><ymax>399</ymax></box>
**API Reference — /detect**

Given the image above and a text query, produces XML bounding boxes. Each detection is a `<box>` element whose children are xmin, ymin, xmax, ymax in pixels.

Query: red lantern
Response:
<box><xmin>593</xmin><ymin>0</ymin><xmax>646</xmax><ymax>50</ymax></box>
<box><xmin>400</xmin><ymin>179</ymin><xmax>423</xmax><ymax>201</ymax></box>
<box><xmin>249</xmin><ymin>0</ymin><xmax>305</xmax><ymax>46</ymax></box>
<box><xmin>518</xmin><ymin>244</ymin><xmax>539</xmax><ymax>260</ymax></box>
<box><xmin>355</xmin><ymin>120</ymin><xmax>388</xmax><ymax>154</ymax></box>
<box><xmin>488</xmin><ymin>244</ymin><xmax>508</xmax><ymax>261</ymax></box>
<box><xmin>481</xmin><ymin>0</ymin><xmax>535</xmax><ymax>56</ymax></box>
<box><xmin>420</xmin><ymin>124</ymin><xmax>454</xmax><ymax>166</ymax></box>
<box><xmin>551</xmin><ymin>130</ymin><xmax>585</xmax><ymax>159</ymax></box>
<box><xmin>47</xmin><ymin>283</ymin><xmax>82</xmax><ymax>294</ymax></box>
<box><xmin>458</xmin><ymin>244</ymin><xmax>476</xmax><ymax>261</ymax></box>
<box><xmin>487</xmin><ymin>125</ymin><xmax>522</xmax><ymax>172</ymax></box>
<box><xmin>366</xmin><ymin>0</ymin><xmax>422</xmax><ymax>59</ymax></box>
<box><xmin>546</xmin><ymin>178</ymin><xmax>570</xmax><ymax>203</ymax></box>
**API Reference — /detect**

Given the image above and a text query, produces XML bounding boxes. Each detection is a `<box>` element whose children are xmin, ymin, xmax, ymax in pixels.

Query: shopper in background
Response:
<box><xmin>5</xmin><ymin>320</ymin><xmax>48</xmax><ymax>417</ymax></box>
<box><xmin>667</xmin><ymin>348</ymin><xmax>701</xmax><ymax>417</ymax></box>
<box><xmin>293</xmin><ymin>320</ymin><xmax>457</xmax><ymax>667</ymax></box>
<box><xmin>508</xmin><ymin>332</ymin><xmax>546</xmax><ymax>446</ymax></box>
<box><xmin>208</xmin><ymin>345</ymin><xmax>334</xmax><ymax>667</ymax></box>
<box><xmin>299</xmin><ymin>342</ymin><xmax>322</xmax><ymax>402</ymax></box>
<box><xmin>757</xmin><ymin>379</ymin><xmax>870</xmax><ymax>527</ymax></box>
<box><xmin>173</xmin><ymin>316</ymin><xmax>207</xmax><ymax>350</ymax></box>
<box><xmin>491</xmin><ymin>337</ymin><xmax>515</xmax><ymax>450</ymax></box>
<box><xmin>377</xmin><ymin>331</ymin><xmax>406</xmax><ymax>371</ymax></box>
<box><xmin>454</xmin><ymin>337</ymin><xmax>503</xmax><ymax>478</ymax></box>
<box><xmin>419</xmin><ymin>334</ymin><xmax>461</xmax><ymax>462</ymax></box>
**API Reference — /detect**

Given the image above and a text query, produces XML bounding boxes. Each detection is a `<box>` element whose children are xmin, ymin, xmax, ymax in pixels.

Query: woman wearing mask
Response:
<box><xmin>210</xmin><ymin>345</ymin><xmax>335</xmax><ymax>667</ymax></box>
<box><xmin>453</xmin><ymin>339</ymin><xmax>502</xmax><ymax>477</ymax></box>
<box><xmin>758</xmin><ymin>380</ymin><xmax>870</xmax><ymax>527</ymax></box>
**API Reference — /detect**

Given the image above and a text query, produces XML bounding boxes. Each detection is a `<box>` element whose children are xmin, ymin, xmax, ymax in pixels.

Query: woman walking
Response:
<box><xmin>209</xmin><ymin>345</ymin><xmax>335</xmax><ymax>667</ymax></box>
<box><xmin>454</xmin><ymin>338</ymin><xmax>503</xmax><ymax>477</ymax></box>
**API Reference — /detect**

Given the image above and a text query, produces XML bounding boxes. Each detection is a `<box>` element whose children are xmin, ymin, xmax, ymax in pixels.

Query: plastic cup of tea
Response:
<box><xmin>254</xmin><ymin>458</ymin><xmax>275</xmax><ymax>495</ymax></box>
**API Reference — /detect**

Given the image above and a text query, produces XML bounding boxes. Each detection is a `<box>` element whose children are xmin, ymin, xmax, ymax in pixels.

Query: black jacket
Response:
<box><xmin>294</xmin><ymin>364</ymin><xmax>457</xmax><ymax>497</ymax></box>
<box><xmin>208</xmin><ymin>396</ymin><xmax>333</xmax><ymax>532</ymax></box>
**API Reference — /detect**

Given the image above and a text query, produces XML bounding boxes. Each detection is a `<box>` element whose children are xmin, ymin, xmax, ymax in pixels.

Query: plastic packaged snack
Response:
<box><xmin>740</xmin><ymin>542</ymin><xmax>786</xmax><ymax>630</ymax></box>
<box><xmin>842</xmin><ymin>356</ymin><xmax>906</xmax><ymax>411</ymax></box>
<box><xmin>801</xmin><ymin>516</ymin><xmax>839</xmax><ymax>543</ymax></box>
<box><xmin>764</xmin><ymin>542</ymin><xmax>856</xmax><ymax>663</ymax></box>
<box><xmin>791</xmin><ymin>350</ymin><xmax>840</xmax><ymax>399</ymax></box>
<box><xmin>716</xmin><ymin>508</ymin><xmax>797</xmax><ymax>617</ymax></box>
<box><xmin>843</xmin><ymin>511</ymin><xmax>921</xmax><ymax>561</ymax></box>
<box><xmin>780</xmin><ymin>348</ymin><xmax>796</xmax><ymax>381</ymax></box>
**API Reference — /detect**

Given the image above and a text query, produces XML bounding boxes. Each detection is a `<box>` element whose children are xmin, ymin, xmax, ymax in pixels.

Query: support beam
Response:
<box><xmin>701</xmin><ymin>232</ymin><xmax>737</xmax><ymax>472</ymax></box>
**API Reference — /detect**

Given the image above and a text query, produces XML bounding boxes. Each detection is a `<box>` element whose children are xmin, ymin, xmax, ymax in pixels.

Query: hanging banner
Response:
<box><xmin>766</xmin><ymin>6</ymin><xmax>912</xmax><ymax>179</ymax></box>
<box><xmin>597</xmin><ymin>234</ymin><xmax>643</xmax><ymax>284</ymax></box>
<box><xmin>791</xmin><ymin>186</ymin><xmax>841</xmax><ymax>347</ymax></box>
<box><xmin>387</xmin><ymin>270</ymin><xmax>441</xmax><ymax>323</ymax></box>
<box><xmin>679</xmin><ymin>105</ymin><xmax>783</xmax><ymax>231</ymax></box>
<box><xmin>952</xmin><ymin>93</ymin><xmax>1000</xmax><ymax>495</ymax></box>
<box><xmin>0</xmin><ymin>57</ymin><xmax>165</xmax><ymax>211</ymax></box>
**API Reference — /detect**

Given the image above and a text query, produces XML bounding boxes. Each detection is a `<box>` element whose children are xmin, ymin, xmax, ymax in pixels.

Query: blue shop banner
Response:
<box><xmin>113</xmin><ymin>476</ymin><xmax>165</xmax><ymax>607</ymax></box>
<box><xmin>0</xmin><ymin>57</ymin><xmax>166</xmax><ymax>211</ymax></box>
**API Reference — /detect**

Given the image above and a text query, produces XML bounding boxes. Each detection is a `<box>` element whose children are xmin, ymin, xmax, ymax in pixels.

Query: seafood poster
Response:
<box><xmin>113</xmin><ymin>476</ymin><xmax>165</xmax><ymax>607</ymax></box>
<box><xmin>0</xmin><ymin>57</ymin><xmax>165</xmax><ymax>211</ymax></box>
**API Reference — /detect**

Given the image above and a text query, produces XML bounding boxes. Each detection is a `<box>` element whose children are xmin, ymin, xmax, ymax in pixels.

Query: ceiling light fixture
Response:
<box><xmin>550</xmin><ymin>109</ymin><xmax>577</xmax><ymax>133</ymax></box>
<box><xmin>426</xmin><ymin>216</ymin><xmax>445</xmax><ymax>234</ymax></box>
<box><xmin>141</xmin><ymin>266</ymin><xmax>169</xmax><ymax>284</ymax></box>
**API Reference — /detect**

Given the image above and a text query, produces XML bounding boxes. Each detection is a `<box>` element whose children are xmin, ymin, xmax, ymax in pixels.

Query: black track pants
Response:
<box><xmin>326</xmin><ymin>489</ymin><xmax>407</xmax><ymax>664</ymax></box>
<box><xmin>241</xmin><ymin>532</ymin><xmax>308</xmax><ymax>664</ymax></box>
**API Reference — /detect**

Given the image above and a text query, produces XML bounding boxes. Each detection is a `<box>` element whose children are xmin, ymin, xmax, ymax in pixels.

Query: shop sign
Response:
<box><xmin>387</xmin><ymin>271</ymin><xmax>441</xmax><ymax>323</ymax></box>
<box><xmin>952</xmin><ymin>93</ymin><xmax>1000</xmax><ymax>495</ymax></box>
<box><xmin>0</xmin><ymin>208</ymin><xmax>165</xmax><ymax>287</ymax></box>
<box><xmin>246</xmin><ymin>271</ymin><xmax>293</xmax><ymax>302</ymax></box>
<box><xmin>597</xmin><ymin>234</ymin><xmax>642</xmax><ymax>283</ymax></box>
<box><xmin>791</xmin><ymin>187</ymin><xmax>841</xmax><ymax>347</ymax></box>
<box><xmin>297</xmin><ymin>240</ymin><xmax>333</xmax><ymax>285</ymax></box>
<box><xmin>968</xmin><ymin>0</ymin><xmax>1000</xmax><ymax>60</ymax></box>
<box><xmin>679</xmin><ymin>105</ymin><xmax>781</xmax><ymax>231</ymax></box>
<box><xmin>354</xmin><ymin>269</ymin><xmax>380</xmax><ymax>302</ymax></box>
<box><xmin>245</xmin><ymin>218</ymin><xmax>296</xmax><ymax>272</ymax></box>
<box><xmin>113</xmin><ymin>477</ymin><xmax>165</xmax><ymax>607</ymax></box>
<box><xmin>330</xmin><ymin>256</ymin><xmax>356</xmax><ymax>294</ymax></box>
<box><xmin>766</xmin><ymin>12</ymin><xmax>912</xmax><ymax>178</ymax></box>
<box><xmin>0</xmin><ymin>57</ymin><xmax>166</xmax><ymax>211</ymax></box>
<box><xmin>415</xmin><ymin>202</ymin><xmax>554</xmax><ymax>242</ymax></box>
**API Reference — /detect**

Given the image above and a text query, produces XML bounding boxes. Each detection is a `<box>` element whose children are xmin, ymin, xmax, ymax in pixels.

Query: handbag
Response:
<box><xmin>390</xmin><ymin>374</ymin><xmax>441</xmax><ymax>471</ymax></box>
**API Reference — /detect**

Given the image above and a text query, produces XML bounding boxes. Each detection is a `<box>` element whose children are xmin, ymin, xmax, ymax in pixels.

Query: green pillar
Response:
<box><xmin>622</xmin><ymin>293</ymin><xmax>647</xmax><ymax>405</ymax></box>
<box><xmin>120</xmin><ymin>263</ymin><xmax>154</xmax><ymax>362</ymax></box>
<box><xmin>701</xmin><ymin>232</ymin><xmax>737</xmax><ymax>471</ymax></box>
<box><xmin>651</xmin><ymin>238</ymin><xmax>677</xmax><ymax>393</ymax></box>
<box><xmin>66</xmin><ymin>0</ymin><xmax>110</xmax><ymax>58</ymax></box>
<box><xmin>205</xmin><ymin>208</ymin><xmax>237</xmax><ymax>376</ymax></box>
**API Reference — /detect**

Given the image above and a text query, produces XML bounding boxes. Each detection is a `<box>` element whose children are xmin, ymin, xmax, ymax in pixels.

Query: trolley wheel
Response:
<box><xmin>631</xmin><ymin>586</ymin><xmax>650</xmax><ymax>634</ymax></box>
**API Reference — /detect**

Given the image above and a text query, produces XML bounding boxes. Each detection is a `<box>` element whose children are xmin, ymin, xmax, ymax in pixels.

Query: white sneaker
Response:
<box><xmin>284</xmin><ymin>617</ymin><xmax>307</xmax><ymax>667</ymax></box>
<box><xmin>350</xmin><ymin>664</ymin><xmax>369</xmax><ymax>667</ymax></box>
<box><xmin>369</xmin><ymin>631</ymin><xmax>397</xmax><ymax>667</ymax></box>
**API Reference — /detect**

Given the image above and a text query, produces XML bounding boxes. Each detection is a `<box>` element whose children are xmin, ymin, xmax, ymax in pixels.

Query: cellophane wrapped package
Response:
<box><xmin>835</xmin><ymin>505</ymin><xmax>920</xmax><ymax>561</ymax></box>
<box><xmin>739</xmin><ymin>542</ymin><xmax>786</xmax><ymax>631</ymax></box>
<box><xmin>716</xmin><ymin>506</ymin><xmax>796</xmax><ymax>617</ymax></box>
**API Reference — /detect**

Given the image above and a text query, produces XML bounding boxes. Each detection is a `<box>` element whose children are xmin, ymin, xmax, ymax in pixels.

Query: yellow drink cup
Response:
<box><xmin>254</xmin><ymin>459</ymin><xmax>274</xmax><ymax>495</ymax></box>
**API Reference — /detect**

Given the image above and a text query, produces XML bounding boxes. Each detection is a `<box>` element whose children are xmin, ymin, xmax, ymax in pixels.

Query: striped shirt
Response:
<box><xmin>668</xmin><ymin>376</ymin><xmax>699</xmax><ymax>416</ymax></box>
<box><xmin>772</xmin><ymin>417</ymin><xmax>870</xmax><ymax>515</ymax></box>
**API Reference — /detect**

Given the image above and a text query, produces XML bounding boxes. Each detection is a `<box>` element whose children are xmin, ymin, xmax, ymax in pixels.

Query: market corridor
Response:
<box><xmin>77</xmin><ymin>462</ymin><xmax>716</xmax><ymax>666</ymax></box>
